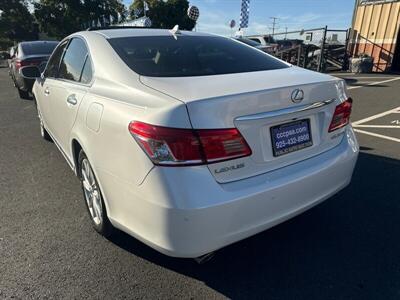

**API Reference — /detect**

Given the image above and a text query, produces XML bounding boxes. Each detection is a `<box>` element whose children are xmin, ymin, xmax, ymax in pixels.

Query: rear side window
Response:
<box><xmin>44</xmin><ymin>42</ymin><xmax>68</xmax><ymax>78</ymax></box>
<box><xmin>59</xmin><ymin>38</ymin><xmax>88</xmax><ymax>82</ymax></box>
<box><xmin>21</xmin><ymin>42</ymin><xmax>58</xmax><ymax>55</ymax></box>
<box><xmin>108</xmin><ymin>35</ymin><xmax>288</xmax><ymax>77</ymax></box>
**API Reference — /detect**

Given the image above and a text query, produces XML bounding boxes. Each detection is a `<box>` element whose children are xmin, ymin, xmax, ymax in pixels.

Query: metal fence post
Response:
<box><xmin>343</xmin><ymin>28</ymin><xmax>351</xmax><ymax>71</ymax></box>
<box><xmin>317</xmin><ymin>26</ymin><xmax>328</xmax><ymax>72</ymax></box>
<box><xmin>297</xmin><ymin>45</ymin><xmax>302</xmax><ymax>67</ymax></box>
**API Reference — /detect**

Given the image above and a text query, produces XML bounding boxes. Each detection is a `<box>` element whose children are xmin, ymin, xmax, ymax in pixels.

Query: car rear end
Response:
<box><xmin>14</xmin><ymin>41</ymin><xmax>58</xmax><ymax>92</ymax></box>
<box><xmin>104</xmin><ymin>32</ymin><xmax>359</xmax><ymax>257</ymax></box>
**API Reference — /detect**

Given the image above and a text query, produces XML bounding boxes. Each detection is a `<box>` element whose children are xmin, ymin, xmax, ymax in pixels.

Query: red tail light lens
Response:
<box><xmin>329</xmin><ymin>98</ymin><xmax>353</xmax><ymax>132</ymax></box>
<box><xmin>15</xmin><ymin>60</ymin><xmax>41</xmax><ymax>71</ymax></box>
<box><xmin>128</xmin><ymin>121</ymin><xmax>252</xmax><ymax>166</ymax></box>
<box><xmin>198</xmin><ymin>129</ymin><xmax>252</xmax><ymax>162</ymax></box>
<box><xmin>15</xmin><ymin>60</ymin><xmax>22</xmax><ymax>70</ymax></box>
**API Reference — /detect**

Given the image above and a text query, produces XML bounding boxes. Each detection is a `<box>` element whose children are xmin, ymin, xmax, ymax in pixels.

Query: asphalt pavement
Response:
<box><xmin>1</xmin><ymin>68</ymin><xmax>400</xmax><ymax>299</ymax></box>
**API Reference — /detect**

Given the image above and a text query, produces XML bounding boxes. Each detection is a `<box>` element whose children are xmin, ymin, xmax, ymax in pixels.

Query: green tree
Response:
<box><xmin>129</xmin><ymin>0</ymin><xmax>195</xmax><ymax>30</ymax></box>
<box><xmin>34</xmin><ymin>0</ymin><xmax>126</xmax><ymax>39</ymax></box>
<box><xmin>0</xmin><ymin>0</ymin><xmax>37</xmax><ymax>44</ymax></box>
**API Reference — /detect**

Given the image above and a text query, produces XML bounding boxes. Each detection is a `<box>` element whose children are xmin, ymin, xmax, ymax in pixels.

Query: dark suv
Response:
<box><xmin>9</xmin><ymin>41</ymin><xmax>58</xmax><ymax>99</ymax></box>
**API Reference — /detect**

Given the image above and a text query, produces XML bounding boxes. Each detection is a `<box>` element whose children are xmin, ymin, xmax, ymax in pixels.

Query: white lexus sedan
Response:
<box><xmin>33</xmin><ymin>27</ymin><xmax>359</xmax><ymax>259</ymax></box>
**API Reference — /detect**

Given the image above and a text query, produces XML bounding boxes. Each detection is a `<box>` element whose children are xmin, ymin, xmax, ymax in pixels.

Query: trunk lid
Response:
<box><xmin>140</xmin><ymin>67</ymin><xmax>348</xmax><ymax>183</ymax></box>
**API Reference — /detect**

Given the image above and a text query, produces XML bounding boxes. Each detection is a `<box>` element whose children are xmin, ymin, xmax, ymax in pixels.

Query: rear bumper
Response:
<box><xmin>106</xmin><ymin>127</ymin><xmax>359</xmax><ymax>258</ymax></box>
<box><xmin>15</xmin><ymin>74</ymin><xmax>34</xmax><ymax>92</ymax></box>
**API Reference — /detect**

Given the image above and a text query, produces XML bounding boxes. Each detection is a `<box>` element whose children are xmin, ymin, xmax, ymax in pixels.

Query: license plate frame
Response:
<box><xmin>270</xmin><ymin>119</ymin><xmax>313</xmax><ymax>157</ymax></box>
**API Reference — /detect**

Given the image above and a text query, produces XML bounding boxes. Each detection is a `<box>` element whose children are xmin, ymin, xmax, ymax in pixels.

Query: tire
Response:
<box><xmin>17</xmin><ymin>88</ymin><xmax>30</xmax><ymax>100</ymax></box>
<box><xmin>38</xmin><ymin>113</ymin><xmax>52</xmax><ymax>142</ymax></box>
<box><xmin>78</xmin><ymin>151</ymin><xmax>114</xmax><ymax>237</ymax></box>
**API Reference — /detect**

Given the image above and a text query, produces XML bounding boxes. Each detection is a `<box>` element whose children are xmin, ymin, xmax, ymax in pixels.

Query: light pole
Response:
<box><xmin>270</xmin><ymin>17</ymin><xmax>279</xmax><ymax>35</ymax></box>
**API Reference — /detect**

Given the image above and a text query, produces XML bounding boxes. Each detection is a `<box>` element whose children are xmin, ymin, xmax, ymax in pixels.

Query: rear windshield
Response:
<box><xmin>21</xmin><ymin>42</ymin><xmax>59</xmax><ymax>55</ymax></box>
<box><xmin>108</xmin><ymin>35</ymin><xmax>288</xmax><ymax>77</ymax></box>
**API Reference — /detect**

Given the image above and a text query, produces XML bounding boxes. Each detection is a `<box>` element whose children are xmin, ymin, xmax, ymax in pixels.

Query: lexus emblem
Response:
<box><xmin>291</xmin><ymin>89</ymin><xmax>304</xmax><ymax>103</ymax></box>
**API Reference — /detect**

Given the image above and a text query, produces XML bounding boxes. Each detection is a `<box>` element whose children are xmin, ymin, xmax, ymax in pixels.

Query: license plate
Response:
<box><xmin>270</xmin><ymin>119</ymin><xmax>313</xmax><ymax>157</ymax></box>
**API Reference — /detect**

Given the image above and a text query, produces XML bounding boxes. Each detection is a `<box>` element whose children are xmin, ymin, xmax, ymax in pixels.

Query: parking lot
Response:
<box><xmin>0</xmin><ymin>67</ymin><xmax>399</xmax><ymax>299</ymax></box>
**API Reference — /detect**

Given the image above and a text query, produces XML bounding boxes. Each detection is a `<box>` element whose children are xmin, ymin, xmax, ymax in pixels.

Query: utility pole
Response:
<box><xmin>270</xmin><ymin>17</ymin><xmax>279</xmax><ymax>35</ymax></box>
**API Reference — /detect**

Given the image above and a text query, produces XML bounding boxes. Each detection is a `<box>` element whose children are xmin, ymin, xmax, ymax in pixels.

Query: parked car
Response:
<box><xmin>8</xmin><ymin>46</ymin><xmax>16</xmax><ymax>69</ymax></box>
<box><xmin>246</xmin><ymin>34</ymin><xmax>279</xmax><ymax>52</ymax></box>
<box><xmin>33</xmin><ymin>28</ymin><xmax>359</xmax><ymax>260</ymax></box>
<box><xmin>233</xmin><ymin>37</ymin><xmax>275</xmax><ymax>53</ymax></box>
<box><xmin>0</xmin><ymin>51</ymin><xmax>9</xmax><ymax>68</ymax></box>
<box><xmin>9</xmin><ymin>40</ymin><xmax>58</xmax><ymax>99</ymax></box>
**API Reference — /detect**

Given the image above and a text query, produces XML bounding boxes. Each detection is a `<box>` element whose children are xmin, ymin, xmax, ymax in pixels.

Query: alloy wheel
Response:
<box><xmin>81</xmin><ymin>158</ymin><xmax>103</xmax><ymax>225</ymax></box>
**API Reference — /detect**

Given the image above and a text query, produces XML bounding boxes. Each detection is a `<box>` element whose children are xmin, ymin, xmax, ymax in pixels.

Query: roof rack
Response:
<box><xmin>86</xmin><ymin>26</ymin><xmax>154</xmax><ymax>31</ymax></box>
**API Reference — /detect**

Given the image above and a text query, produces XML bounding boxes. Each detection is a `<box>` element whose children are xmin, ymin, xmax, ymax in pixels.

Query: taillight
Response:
<box><xmin>128</xmin><ymin>121</ymin><xmax>252</xmax><ymax>166</ymax></box>
<box><xmin>329</xmin><ymin>98</ymin><xmax>353</xmax><ymax>132</ymax></box>
<box><xmin>15</xmin><ymin>60</ymin><xmax>22</xmax><ymax>70</ymax></box>
<box><xmin>15</xmin><ymin>60</ymin><xmax>41</xmax><ymax>71</ymax></box>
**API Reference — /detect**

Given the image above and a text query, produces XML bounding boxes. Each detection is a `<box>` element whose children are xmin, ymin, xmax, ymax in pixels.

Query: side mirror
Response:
<box><xmin>20</xmin><ymin>66</ymin><xmax>41</xmax><ymax>79</ymax></box>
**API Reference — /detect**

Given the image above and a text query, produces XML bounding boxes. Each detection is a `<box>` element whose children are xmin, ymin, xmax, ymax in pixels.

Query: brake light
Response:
<box><xmin>329</xmin><ymin>98</ymin><xmax>353</xmax><ymax>132</ymax></box>
<box><xmin>128</xmin><ymin>121</ymin><xmax>252</xmax><ymax>166</ymax></box>
<box><xmin>15</xmin><ymin>60</ymin><xmax>41</xmax><ymax>71</ymax></box>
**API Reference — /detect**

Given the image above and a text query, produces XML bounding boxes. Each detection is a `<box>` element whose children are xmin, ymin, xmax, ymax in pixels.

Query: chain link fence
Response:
<box><xmin>252</xmin><ymin>27</ymin><xmax>352</xmax><ymax>72</ymax></box>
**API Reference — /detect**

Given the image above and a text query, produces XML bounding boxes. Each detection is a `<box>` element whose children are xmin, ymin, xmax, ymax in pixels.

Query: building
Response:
<box><xmin>351</xmin><ymin>0</ymin><xmax>400</xmax><ymax>72</ymax></box>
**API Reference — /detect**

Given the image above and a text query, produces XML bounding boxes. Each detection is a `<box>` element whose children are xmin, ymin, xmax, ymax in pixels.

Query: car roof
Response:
<box><xmin>19</xmin><ymin>40</ymin><xmax>59</xmax><ymax>46</ymax></box>
<box><xmin>80</xmin><ymin>28</ymin><xmax>215</xmax><ymax>39</ymax></box>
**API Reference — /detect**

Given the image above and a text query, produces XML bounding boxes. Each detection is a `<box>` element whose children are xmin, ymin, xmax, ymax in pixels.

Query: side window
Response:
<box><xmin>44</xmin><ymin>42</ymin><xmax>67</xmax><ymax>78</ymax></box>
<box><xmin>59</xmin><ymin>38</ymin><xmax>88</xmax><ymax>82</ymax></box>
<box><xmin>80</xmin><ymin>56</ymin><xmax>93</xmax><ymax>84</ymax></box>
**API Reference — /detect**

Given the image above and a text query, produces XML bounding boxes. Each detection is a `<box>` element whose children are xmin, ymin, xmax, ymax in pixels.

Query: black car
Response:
<box><xmin>8</xmin><ymin>41</ymin><xmax>59</xmax><ymax>99</ymax></box>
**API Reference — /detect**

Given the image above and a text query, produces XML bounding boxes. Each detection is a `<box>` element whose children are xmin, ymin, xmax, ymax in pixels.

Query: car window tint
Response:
<box><xmin>80</xmin><ymin>56</ymin><xmax>93</xmax><ymax>84</ymax></box>
<box><xmin>44</xmin><ymin>42</ymin><xmax>67</xmax><ymax>78</ymax></box>
<box><xmin>21</xmin><ymin>42</ymin><xmax>58</xmax><ymax>55</ymax></box>
<box><xmin>59</xmin><ymin>38</ymin><xmax>88</xmax><ymax>82</ymax></box>
<box><xmin>108</xmin><ymin>36</ymin><xmax>288</xmax><ymax>77</ymax></box>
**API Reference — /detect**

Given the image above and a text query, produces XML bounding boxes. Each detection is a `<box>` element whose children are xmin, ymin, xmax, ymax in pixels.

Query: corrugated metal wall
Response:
<box><xmin>351</xmin><ymin>1</ymin><xmax>400</xmax><ymax>71</ymax></box>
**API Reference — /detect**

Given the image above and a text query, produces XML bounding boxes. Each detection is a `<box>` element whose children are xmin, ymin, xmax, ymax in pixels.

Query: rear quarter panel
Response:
<box><xmin>69</xmin><ymin>77</ymin><xmax>192</xmax><ymax>220</ymax></box>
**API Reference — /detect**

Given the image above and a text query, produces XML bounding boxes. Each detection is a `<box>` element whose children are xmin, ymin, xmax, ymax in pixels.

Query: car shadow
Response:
<box><xmin>107</xmin><ymin>152</ymin><xmax>400</xmax><ymax>299</ymax></box>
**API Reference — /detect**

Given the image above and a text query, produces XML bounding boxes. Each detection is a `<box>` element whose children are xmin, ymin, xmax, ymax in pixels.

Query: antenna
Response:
<box><xmin>170</xmin><ymin>24</ymin><xmax>181</xmax><ymax>34</ymax></box>
<box><xmin>169</xmin><ymin>25</ymin><xmax>181</xmax><ymax>39</ymax></box>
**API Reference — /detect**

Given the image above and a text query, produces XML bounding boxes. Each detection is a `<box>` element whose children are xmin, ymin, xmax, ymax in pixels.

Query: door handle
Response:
<box><xmin>66</xmin><ymin>94</ymin><xmax>78</xmax><ymax>105</ymax></box>
<box><xmin>44</xmin><ymin>88</ymin><xmax>50</xmax><ymax>96</ymax></box>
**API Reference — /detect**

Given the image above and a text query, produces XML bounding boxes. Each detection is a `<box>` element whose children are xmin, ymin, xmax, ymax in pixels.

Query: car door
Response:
<box><xmin>48</xmin><ymin>37</ymin><xmax>93</xmax><ymax>158</ymax></box>
<box><xmin>35</xmin><ymin>40</ymin><xmax>69</xmax><ymax>132</ymax></box>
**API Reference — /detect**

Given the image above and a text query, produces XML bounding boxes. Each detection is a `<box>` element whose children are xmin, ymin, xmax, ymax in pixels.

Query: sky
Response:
<box><xmin>124</xmin><ymin>0</ymin><xmax>356</xmax><ymax>36</ymax></box>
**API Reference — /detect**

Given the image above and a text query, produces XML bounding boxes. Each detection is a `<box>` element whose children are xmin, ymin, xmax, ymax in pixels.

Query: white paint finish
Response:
<box><xmin>33</xmin><ymin>29</ymin><xmax>359</xmax><ymax>257</ymax></box>
<box><xmin>93</xmin><ymin>28</ymin><xmax>214</xmax><ymax>39</ymax></box>
<box><xmin>354</xmin><ymin>129</ymin><xmax>400</xmax><ymax>143</ymax></box>
<box><xmin>140</xmin><ymin>66</ymin><xmax>336</xmax><ymax>104</ymax></box>
<box><xmin>86</xmin><ymin>102</ymin><xmax>104</xmax><ymax>132</ymax></box>
<box><xmin>106</xmin><ymin>129</ymin><xmax>358</xmax><ymax>257</ymax></box>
